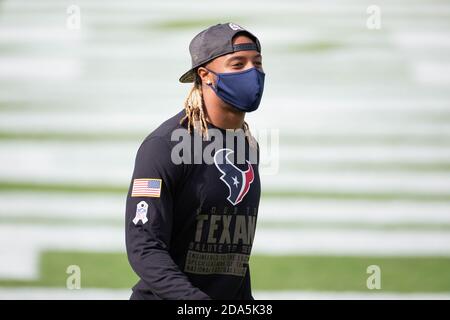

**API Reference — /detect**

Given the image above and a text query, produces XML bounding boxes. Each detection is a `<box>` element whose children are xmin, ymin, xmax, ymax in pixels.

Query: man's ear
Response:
<box><xmin>197</xmin><ymin>67</ymin><xmax>213</xmax><ymax>85</ymax></box>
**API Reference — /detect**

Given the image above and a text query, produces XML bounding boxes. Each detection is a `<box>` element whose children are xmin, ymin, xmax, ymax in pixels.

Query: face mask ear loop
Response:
<box><xmin>203</xmin><ymin>67</ymin><xmax>218</xmax><ymax>91</ymax></box>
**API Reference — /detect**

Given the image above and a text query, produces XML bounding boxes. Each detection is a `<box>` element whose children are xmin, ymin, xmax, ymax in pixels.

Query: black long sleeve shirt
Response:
<box><xmin>125</xmin><ymin>109</ymin><xmax>260</xmax><ymax>300</ymax></box>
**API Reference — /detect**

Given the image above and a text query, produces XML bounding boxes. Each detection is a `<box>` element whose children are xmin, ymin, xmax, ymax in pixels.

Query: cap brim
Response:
<box><xmin>179</xmin><ymin>69</ymin><xmax>195</xmax><ymax>83</ymax></box>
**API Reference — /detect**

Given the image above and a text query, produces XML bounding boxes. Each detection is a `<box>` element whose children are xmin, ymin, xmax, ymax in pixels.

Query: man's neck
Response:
<box><xmin>204</xmin><ymin>104</ymin><xmax>245</xmax><ymax>130</ymax></box>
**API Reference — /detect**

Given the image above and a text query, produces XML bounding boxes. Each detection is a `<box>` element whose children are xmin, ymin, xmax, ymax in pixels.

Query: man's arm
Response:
<box><xmin>125</xmin><ymin>136</ymin><xmax>210</xmax><ymax>300</ymax></box>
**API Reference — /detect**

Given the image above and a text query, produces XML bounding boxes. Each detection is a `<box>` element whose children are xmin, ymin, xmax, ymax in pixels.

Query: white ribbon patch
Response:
<box><xmin>133</xmin><ymin>201</ymin><xmax>149</xmax><ymax>225</ymax></box>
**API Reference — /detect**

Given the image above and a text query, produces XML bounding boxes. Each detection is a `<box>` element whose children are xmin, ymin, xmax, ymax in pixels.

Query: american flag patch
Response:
<box><xmin>131</xmin><ymin>178</ymin><xmax>162</xmax><ymax>198</ymax></box>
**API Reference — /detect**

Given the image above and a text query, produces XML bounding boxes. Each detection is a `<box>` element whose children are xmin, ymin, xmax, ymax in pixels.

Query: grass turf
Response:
<box><xmin>0</xmin><ymin>251</ymin><xmax>449</xmax><ymax>292</ymax></box>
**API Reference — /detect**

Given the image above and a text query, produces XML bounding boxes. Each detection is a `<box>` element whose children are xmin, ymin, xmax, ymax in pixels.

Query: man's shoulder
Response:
<box><xmin>135</xmin><ymin>109</ymin><xmax>187</xmax><ymax>172</ymax></box>
<box><xmin>143</xmin><ymin>109</ymin><xmax>187</xmax><ymax>143</ymax></box>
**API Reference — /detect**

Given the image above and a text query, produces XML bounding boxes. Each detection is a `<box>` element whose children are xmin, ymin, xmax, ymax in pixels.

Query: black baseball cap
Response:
<box><xmin>179</xmin><ymin>22</ymin><xmax>261</xmax><ymax>83</ymax></box>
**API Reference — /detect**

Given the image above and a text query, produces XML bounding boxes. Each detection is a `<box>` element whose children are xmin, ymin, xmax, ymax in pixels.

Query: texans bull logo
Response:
<box><xmin>213</xmin><ymin>148</ymin><xmax>254</xmax><ymax>206</ymax></box>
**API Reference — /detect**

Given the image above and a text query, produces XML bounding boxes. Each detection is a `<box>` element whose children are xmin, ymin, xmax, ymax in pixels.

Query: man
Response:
<box><xmin>125</xmin><ymin>22</ymin><xmax>265</xmax><ymax>300</ymax></box>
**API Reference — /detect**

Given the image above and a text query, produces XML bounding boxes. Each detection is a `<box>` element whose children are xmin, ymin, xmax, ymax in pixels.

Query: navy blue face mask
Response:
<box><xmin>205</xmin><ymin>67</ymin><xmax>265</xmax><ymax>112</ymax></box>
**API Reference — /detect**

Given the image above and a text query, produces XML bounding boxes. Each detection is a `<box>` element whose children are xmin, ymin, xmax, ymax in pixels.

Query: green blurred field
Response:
<box><xmin>1</xmin><ymin>251</ymin><xmax>449</xmax><ymax>293</ymax></box>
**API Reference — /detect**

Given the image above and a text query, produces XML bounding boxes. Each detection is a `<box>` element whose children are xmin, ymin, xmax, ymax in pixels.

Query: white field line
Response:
<box><xmin>272</xmin><ymin>146</ymin><xmax>450</xmax><ymax>163</ymax></box>
<box><xmin>4</xmin><ymin>0</ymin><xmax>450</xmax><ymax>19</ymax></box>
<box><xmin>2</xmin><ymin>92</ymin><xmax>450</xmax><ymax>112</ymax></box>
<box><xmin>0</xmin><ymin>288</ymin><xmax>449</xmax><ymax>300</ymax></box>
<box><xmin>252</xmin><ymin>229</ymin><xmax>450</xmax><ymax>256</ymax></box>
<box><xmin>261</xmin><ymin>172</ymin><xmax>450</xmax><ymax>194</ymax></box>
<box><xmin>413</xmin><ymin>61</ymin><xmax>450</xmax><ymax>86</ymax></box>
<box><xmin>3</xmin><ymin>0</ymin><xmax>450</xmax><ymax>12</ymax></box>
<box><xmin>0</xmin><ymin>58</ymin><xmax>81</xmax><ymax>80</ymax></box>
<box><xmin>1</xmin><ymin>142</ymin><xmax>450</xmax><ymax>192</ymax></box>
<box><xmin>2</xmin><ymin>141</ymin><xmax>450</xmax><ymax>166</ymax></box>
<box><xmin>0</xmin><ymin>193</ymin><xmax>128</xmax><ymax>220</ymax></box>
<box><xmin>258</xmin><ymin>199</ymin><xmax>450</xmax><ymax>224</ymax></box>
<box><xmin>0</xmin><ymin>225</ymin><xmax>124</xmax><ymax>279</ymax></box>
<box><xmin>2</xmin><ymin>111</ymin><xmax>450</xmax><ymax>134</ymax></box>
<box><xmin>0</xmin><ymin>113</ymin><xmax>165</xmax><ymax>134</ymax></box>
<box><xmin>1</xmin><ymin>224</ymin><xmax>450</xmax><ymax>279</ymax></box>
<box><xmin>0</xmin><ymin>26</ymin><xmax>83</xmax><ymax>43</ymax></box>
<box><xmin>1</xmin><ymin>193</ymin><xmax>450</xmax><ymax>225</ymax></box>
<box><xmin>392</xmin><ymin>31</ymin><xmax>450</xmax><ymax>49</ymax></box>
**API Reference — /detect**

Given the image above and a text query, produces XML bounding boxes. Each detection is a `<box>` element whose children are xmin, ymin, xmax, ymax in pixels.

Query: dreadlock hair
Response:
<box><xmin>180</xmin><ymin>71</ymin><xmax>257</xmax><ymax>149</ymax></box>
<box><xmin>180</xmin><ymin>74</ymin><xmax>209</xmax><ymax>139</ymax></box>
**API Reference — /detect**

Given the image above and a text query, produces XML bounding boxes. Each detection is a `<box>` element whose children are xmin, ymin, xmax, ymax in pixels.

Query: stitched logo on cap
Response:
<box><xmin>228</xmin><ymin>23</ymin><xmax>244</xmax><ymax>31</ymax></box>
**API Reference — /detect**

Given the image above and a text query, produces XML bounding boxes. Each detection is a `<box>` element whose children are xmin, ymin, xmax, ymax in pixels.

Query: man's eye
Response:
<box><xmin>232</xmin><ymin>63</ymin><xmax>243</xmax><ymax>67</ymax></box>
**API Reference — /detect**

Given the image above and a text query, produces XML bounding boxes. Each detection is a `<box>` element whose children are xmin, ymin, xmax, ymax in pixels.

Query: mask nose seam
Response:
<box><xmin>219</xmin><ymin>67</ymin><xmax>258</xmax><ymax>77</ymax></box>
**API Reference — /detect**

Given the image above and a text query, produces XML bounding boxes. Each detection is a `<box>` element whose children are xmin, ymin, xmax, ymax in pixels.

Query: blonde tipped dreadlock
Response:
<box><xmin>180</xmin><ymin>75</ymin><xmax>209</xmax><ymax>139</ymax></box>
<box><xmin>180</xmin><ymin>74</ymin><xmax>257</xmax><ymax>149</ymax></box>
